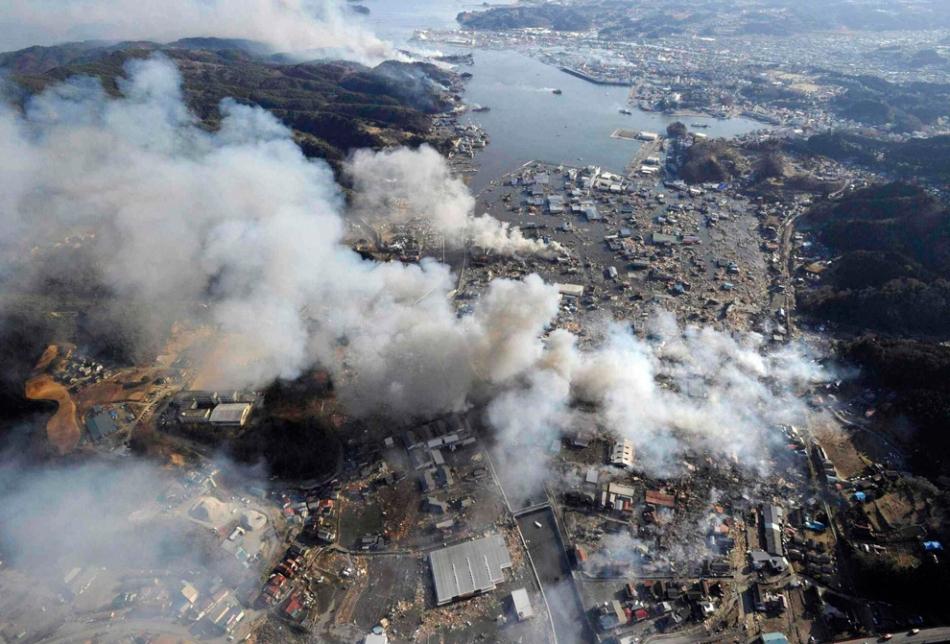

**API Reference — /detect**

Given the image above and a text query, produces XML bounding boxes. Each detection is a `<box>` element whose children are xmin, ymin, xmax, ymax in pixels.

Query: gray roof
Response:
<box><xmin>209</xmin><ymin>402</ymin><xmax>252</xmax><ymax>426</ymax></box>
<box><xmin>511</xmin><ymin>587</ymin><xmax>534</xmax><ymax>620</ymax></box>
<box><xmin>762</xmin><ymin>505</ymin><xmax>784</xmax><ymax>556</ymax></box>
<box><xmin>429</xmin><ymin>533</ymin><xmax>512</xmax><ymax>605</ymax></box>
<box><xmin>86</xmin><ymin>411</ymin><xmax>118</xmax><ymax>442</ymax></box>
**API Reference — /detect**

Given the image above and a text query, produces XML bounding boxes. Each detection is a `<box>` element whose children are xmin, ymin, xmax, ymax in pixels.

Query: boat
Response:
<box><xmin>552</xmin><ymin>88</ymin><xmax>562</xmax><ymax>95</ymax></box>
<box><xmin>619</xmin><ymin>108</ymin><xmax>633</xmax><ymax>115</ymax></box>
<box><xmin>691</xmin><ymin>123</ymin><xmax>710</xmax><ymax>128</ymax></box>
<box><xmin>470</xmin><ymin>104</ymin><xmax>490</xmax><ymax>113</ymax></box>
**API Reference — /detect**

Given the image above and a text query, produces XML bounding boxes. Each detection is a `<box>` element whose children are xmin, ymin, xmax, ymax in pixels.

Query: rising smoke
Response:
<box><xmin>485</xmin><ymin>310</ymin><xmax>829</xmax><ymax>502</ymax></box>
<box><xmin>346</xmin><ymin>145</ymin><xmax>563</xmax><ymax>257</ymax></box>
<box><xmin>0</xmin><ymin>50</ymin><xmax>836</xmax><ymax>636</ymax></box>
<box><xmin>0</xmin><ymin>55</ymin><xmax>828</xmax><ymax>458</ymax></box>
<box><xmin>0</xmin><ymin>0</ymin><xmax>393</xmax><ymax>63</ymax></box>
<box><xmin>0</xmin><ymin>55</ymin><xmax>563</xmax><ymax>415</ymax></box>
<box><xmin>0</xmin><ymin>456</ymin><xmax>254</xmax><ymax>581</ymax></box>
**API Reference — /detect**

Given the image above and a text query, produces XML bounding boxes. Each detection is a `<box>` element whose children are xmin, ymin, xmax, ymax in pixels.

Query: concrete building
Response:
<box><xmin>429</xmin><ymin>533</ymin><xmax>512</xmax><ymax>606</ymax></box>
<box><xmin>610</xmin><ymin>438</ymin><xmax>635</xmax><ymax>468</ymax></box>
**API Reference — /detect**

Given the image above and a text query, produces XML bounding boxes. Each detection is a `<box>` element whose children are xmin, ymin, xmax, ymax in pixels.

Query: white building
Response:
<box><xmin>610</xmin><ymin>438</ymin><xmax>635</xmax><ymax>468</ymax></box>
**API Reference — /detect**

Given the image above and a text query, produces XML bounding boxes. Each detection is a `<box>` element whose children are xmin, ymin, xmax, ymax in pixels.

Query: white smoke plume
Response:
<box><xmin>0</xmin><ymin>55</ymin><xmax>561</xmax><ymax>418</ymax></box>
<box><xmin>3</xmin><ymin>55</ymin><xmax>826</xmax><ymax>464</ymax></box>
<box><xmin>346</xmin><ymin>145</ymin><xmax>563</xmax><ymax>257</ymax></box>
<box><xmin>0</xmin><ymin>455</ymin><xmax>267</xmax><ymax>580</ymax></box>
<box><xmin>0</xmin><ymin>0</ymin><xmax>394</xmax><ymax>64</ymax></box>
<box><xmin>485</xmin><ymin>310</ymin><xmax>829</xmax><ymax>500</ymax></box>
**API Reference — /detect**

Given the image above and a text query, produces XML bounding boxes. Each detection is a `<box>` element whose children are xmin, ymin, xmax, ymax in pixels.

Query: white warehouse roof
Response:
<box><xmin>209</xmin><ymin>402</ymin><xmax>252</xmax><ymax>426</ymax></box>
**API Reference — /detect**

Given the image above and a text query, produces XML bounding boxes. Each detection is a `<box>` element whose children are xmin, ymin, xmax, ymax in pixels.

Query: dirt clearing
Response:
<box><xmin>25</xmin><ymin>373</ymin><xmax>80</xmax><ymax>453</ymax></box>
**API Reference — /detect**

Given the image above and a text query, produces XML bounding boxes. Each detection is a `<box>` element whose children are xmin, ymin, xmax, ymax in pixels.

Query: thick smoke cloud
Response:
<box><xmin>0</xmin><ymin>56</ymin><xmax>835</xmax><ymax>638</ymax></box>
<box><xmin>0</xmin><ymin>455</ymin><xmax>268</xmax><ymax>582</ymax></box>
<box><xmin>0</xmin><ymin>55</ymin><xmax>562</xmax><ymax>418</ymax></box>
<box><xmin>486</xmin><ymin>311</ymin><xmax>828</xmax><ymax>499</ymax></box>
<box><xmin>0</xmin><ymin>0</ymin><xmax>393</xmax><ymax>63</ymax></box>
<box><xmin>2</xmin><ymin>55</ymin><xmax>826</xmax><ymax>467</ymax></box>
<box><xmin>346</xmin><ymin>145</ymin><xmax>563</xmax><ymax>257</ymax></box>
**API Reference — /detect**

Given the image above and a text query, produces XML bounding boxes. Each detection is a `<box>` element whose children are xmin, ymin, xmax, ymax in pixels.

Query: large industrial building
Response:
<box><xmin>429</xmin><ymin>533</ymin><xmax>512</xmax><ymax>606</ymax></box>
<box><xmin>209</xmin><ymin>403</ymin><xmax>253</xmax><ymax>428</ymax></box>
<box><xmin>173</xmin><ymin>390</ymin><xmax>257</xmax><ymax>430</ymax></box>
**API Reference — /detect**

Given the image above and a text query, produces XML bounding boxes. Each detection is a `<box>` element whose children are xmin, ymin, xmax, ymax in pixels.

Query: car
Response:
<box><xmin>879</xmin><ymin>635</ymin><xmax>893</xmax><ymax>641</ymax></box>
<box><xmin>910</xmin><ymin>628</ymin><xmax>920</xmax><ymax>635</ymax></box>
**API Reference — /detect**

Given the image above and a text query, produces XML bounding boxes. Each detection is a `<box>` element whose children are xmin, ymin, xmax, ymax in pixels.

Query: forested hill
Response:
<box><xmin>1</xmin><ymin>38</ymin><xmax>459</xmax><ymax>165</ymax></box>
<box><xmin>800</xmin><ymin>183</ymin><xmax>950</xmax><ymax>337</ymax></box>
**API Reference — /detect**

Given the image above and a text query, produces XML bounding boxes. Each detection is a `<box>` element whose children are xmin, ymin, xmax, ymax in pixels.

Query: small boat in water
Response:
<box><xmin>470</xmin><ymin>104</ymin><xmax>491</xmax><ymax>113</ymax></box>
<box><xmin>691</xmin><ymin>123</ymin><xmax>709</xmax><ymax>128</ymax></box>
<box><xmin>619</xmin><ymin>108</ymin><xmax>633</xmax><ymax>115</ymax></box>
<box><xmin>552</xmin><ymin>88</ymin><xmax>562</xmax><ymax>95</ymax></box>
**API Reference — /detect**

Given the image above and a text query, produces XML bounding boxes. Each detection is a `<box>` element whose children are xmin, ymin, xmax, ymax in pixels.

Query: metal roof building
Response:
<box><xmin>762</xmin><ymin>504</ymin><xmax>784</xmax><ymax>556</ymax></box>
<box><xmin>209</xmin><ymin>402</ymin><xmax>252</xmax><ymax>428</ymax></box>
<box><xmin>429</xmin><ymin>533</ymin><xmax>512</xmax><ymax>606</ymax></box>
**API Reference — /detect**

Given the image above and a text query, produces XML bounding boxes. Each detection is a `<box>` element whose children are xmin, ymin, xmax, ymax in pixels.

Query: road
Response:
<box><xmin>832</xmin><ymin>627</ymin><xmax>950</xmax><ymax>644</ymax></box>
<box><xmin>517</xmin><ymin>509</ymin><xmax>591</xmax><ymax>644</ymax></box>
<box><xmin>777</xmin><ymin>209</ymin><xmax>803</xmax><ymax>337</ymax></box>
<box><xmin>43</xmin><ymin>617</ymin><xmax>204</xmax><ymax>644</ymax></box>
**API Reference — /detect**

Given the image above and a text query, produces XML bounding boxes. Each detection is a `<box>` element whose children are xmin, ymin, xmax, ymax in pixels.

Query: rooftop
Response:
<box><xmin>209</xmin><ymin>402</ymin><xmax>252</xmax><ymax>426</ymax></box>
<box><xmin>429</xmin><ymin>533</ymin><xmax>512</xmax><ymax>606</ymax></box>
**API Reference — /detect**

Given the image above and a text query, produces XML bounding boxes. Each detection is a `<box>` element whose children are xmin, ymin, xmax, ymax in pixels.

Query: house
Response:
<box><xmin>749</xmin><ymin>549</ymin><xmax>787</xmax><ymax>573</ymax></box>
<box><xmin>603</xmin><ymin>482</ymin><xmax>636</xmax><ymax>513</ymax></box>
<box><xmin>645</xmin><ymin>490</ymin><xmax>675</xmax><ymax>508</ymax></box>
<box><xmin>421</xmin><ymin>465</ymin><xmax>454</xmax><ymax>492</ymax></box>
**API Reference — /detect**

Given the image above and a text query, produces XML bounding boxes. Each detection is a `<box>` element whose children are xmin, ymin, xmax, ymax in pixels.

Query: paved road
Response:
<box><xmin>832</xmin><ymin>628</ymin><xmax>950</xmax><ymax>644</ymax></box>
